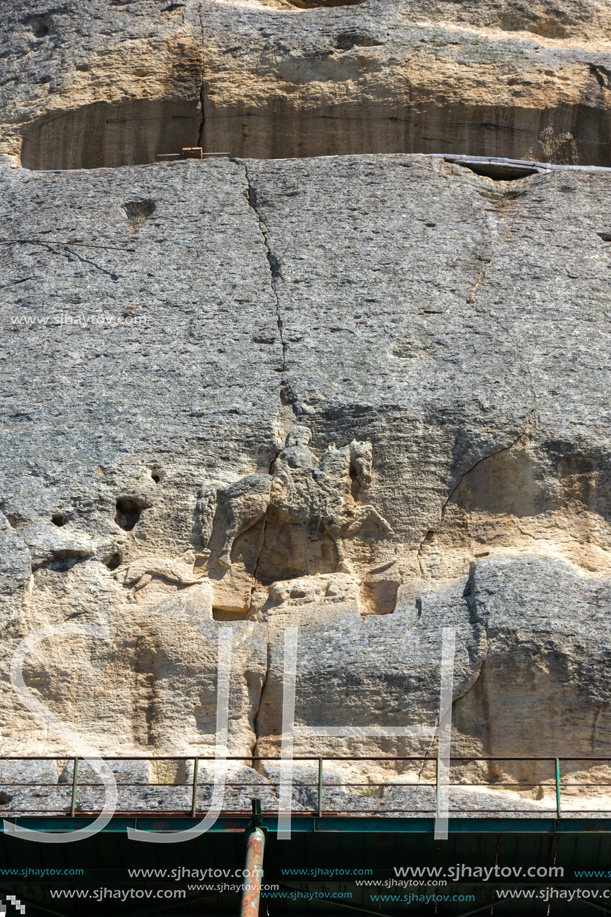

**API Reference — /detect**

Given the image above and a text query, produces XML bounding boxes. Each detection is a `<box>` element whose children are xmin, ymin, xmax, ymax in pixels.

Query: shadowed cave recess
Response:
<box><xmin>16</xmin><ymin>0</ymin><xmax>611</xmax><ymax>170</ymax></box>
<box><xmin>20</xmin><ymin>97</ymin><xmax>611</xmax><ymax>171</ymax></box>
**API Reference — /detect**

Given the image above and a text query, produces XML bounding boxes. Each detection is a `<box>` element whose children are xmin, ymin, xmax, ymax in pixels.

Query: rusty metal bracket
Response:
<box><xmin>240</xmin><ymin>801</ymin><xmax>265</xmax><ymax>917</ymax></box>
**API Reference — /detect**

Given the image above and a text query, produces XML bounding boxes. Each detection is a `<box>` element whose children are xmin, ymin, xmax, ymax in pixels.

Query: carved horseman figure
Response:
<box><xmin>274</xmin><ymin>425</ymin><xmax>318</xmax><ymax>476</ymax></box>
<box><xmin>270</xmin><ymin>425</ymin><xmax>320</xmax><ymax>519</ymax></box>
<box><xmin>196</xmin><ymin>427</ymin><xmax>393</xmax><ymax>571</ymax></box>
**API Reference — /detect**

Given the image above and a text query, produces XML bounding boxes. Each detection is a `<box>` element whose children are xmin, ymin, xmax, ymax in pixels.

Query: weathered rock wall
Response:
<box><xmin>2</xmin><ymin>0</ymin><xmax>611</xmax><ymax>168</ymax></box>
<box><xmin>1</xmin><ymin>154</ymin><xmax>611</xmax><ymax>787</ymax></box>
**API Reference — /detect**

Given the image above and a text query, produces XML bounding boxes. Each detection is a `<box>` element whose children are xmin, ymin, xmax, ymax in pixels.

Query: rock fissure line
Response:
<box><xmin>445</xmin><ymin>168</ymin><xmax>536</xmax><ymax>405</ymax></box>
<box><xmin>462</xmin><ymin>562</ymin><xmax>478</xmax><ymax>625</ymax></box>
<box><xmin>252</xmin><ymin>639</ymin><xmax>272</xmax><ymax>767</ymax></box>
<box><xmin>236</xmin><ymin>159</ymin><xmax>293</xmax><ymax>765</ymax></box>
<box><xmin>442</xmin><ymin>160</ymin><xmax>494</xmax><ymax>310</ymax></box>
<box><xmin>448</xmin><ymin>167</ymin><xmax>538</xmax><ymax>409</ymax></box>
<box><xmin>249</xmin><ymin>456</ymin><xmax>275</xmax><ymax>605</ymax></box>
<box><xmin>417</xmin><ymin>566</ymin><xmax>489</xmax><ymax>777</ymax></box>
<box><xmin>197</xmin><ymin>1</ymin><xmax>205</xmax><ymax>149</ymax></box>
<box><xmin>454</xmin><ymin>654</ymin><xmax>488</xmax><ymax>709</ymax></box>
<box><xmin>454</xmin><ymin>562</ymin><xmax>489</xmax><ymax>705</ymax></box>
<box><xmin>238</xmin><ymin>159</ymin><xmax>296</xmax><ymax>424</ymax></box>
<box><xmin>481</xmin><ymin>201</ymin><xmax>539</xmax><ymax>407</ymax></box>
<box><xmin>466</xmin><ymin>253</ymin><xmax>492</xmax><ymax>305</ymax></box>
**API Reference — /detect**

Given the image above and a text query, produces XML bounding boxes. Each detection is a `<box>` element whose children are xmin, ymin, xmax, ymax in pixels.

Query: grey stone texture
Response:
<box><xmin>1</xmin><ymin>45</ymin><xmax>611</xmax><ymax>812</ymax></box>
<box><xmin>2</xmin><ymin>0</ymin><xmax>611</xmax><ymax>818</ymax></box>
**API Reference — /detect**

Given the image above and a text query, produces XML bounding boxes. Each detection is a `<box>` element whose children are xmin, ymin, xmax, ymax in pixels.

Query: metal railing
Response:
<box><xmin>1</xmin><ymin>756</ymin><xmax>611</xmax><ymax>819</ymax></box>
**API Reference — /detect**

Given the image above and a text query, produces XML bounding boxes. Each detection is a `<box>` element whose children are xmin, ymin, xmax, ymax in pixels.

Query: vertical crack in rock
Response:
<box><xmin>133</xmin><ymin>631</ymin><xmax>157</xmax><ymax>747</ymax></box>
<box><xmin>447</xmin><ymin>170</ymin><xmax>537</xmax><ymax>403</ymax></box>
<box><xmin>197</xmin><ymin>1</ymin><xmax>205</xmax><ymax>148</ymax></box>
<box><xmin>251</xmin><ymin>640</ymin><xmax>271</xmax><ymax>768</ymax></box>
<box><xmin>241</xmin><ymin>161</ymin><xmax>295</xmax><ymax>596</ymax></box>
<box><xmin>478</xmin><ymin>189</ymin><xmax>538</xmax><ymax>404</ymax></box>
<box><xmin>417</xmin><ymin>565</ymin><xmax>489</xmax><ymax>778</ymax></box>
<box><xmin>443</xmin><ymin>163</ymin><xmax>494</xmax><ymax>309</ymax></box>
<box><xmin>455</xmin><ymin>562</ymin><xmax>489</xmax><ymax>703</ymax></box>
<box><xmin>238</xmin><ymin>160</ymin><xmax>296</xmax><ymax>424</ymax></box>
<box><xmin>235</xmin><ymin>161</ymin><xmax>294</xmax><ymax>763</ymax></box>
<box><xmin>251</xmin><ymin>453</ymin><xmax>277</xmax><ymax>590</ymax></box>
<box><xmin>466</xmin><ymin>254</ymin><xmax>493</xmax><ymax>306</ymax></box>
<box><xmin>464</xmin><ymin>205</ymin><xmax>493</xmax><ymax>308</ymax></box>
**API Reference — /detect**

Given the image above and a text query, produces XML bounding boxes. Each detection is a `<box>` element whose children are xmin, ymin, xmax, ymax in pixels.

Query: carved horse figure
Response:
<box><xmin>196</xmin><ymin>436</ymin><xmax>394</xmax><ymax>572</ymax></box>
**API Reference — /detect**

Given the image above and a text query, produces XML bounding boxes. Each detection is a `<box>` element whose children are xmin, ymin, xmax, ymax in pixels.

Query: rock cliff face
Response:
<box><xmin>3</xmin><ymin>0</ymin><xmax>611</xmax><ymax>168</ymax></box>
<box><xmin>1</xmin><ymin>0</ymin><xmax>611</xmax><ymax>804</ymax></box>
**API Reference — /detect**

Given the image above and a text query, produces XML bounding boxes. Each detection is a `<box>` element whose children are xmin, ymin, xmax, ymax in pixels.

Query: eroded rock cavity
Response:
<box><xmin>20</xmin><ymin>98</ymin><xmax>610</xmax><ymax>170</ymax></box>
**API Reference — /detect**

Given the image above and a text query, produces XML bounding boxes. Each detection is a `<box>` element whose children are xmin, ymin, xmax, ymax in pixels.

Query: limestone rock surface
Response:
<box><xmin>2</xmin><ymin>0</ymin><xmax>611</xmax><ymax>167</ymax></box>
<box><xmin>2</xmin><ymin>0</ymin><xmax>611</xmax><ymax>812</ymax></box>
<box><xmin>1</xmin><ymin>151</ymin><xmax>611</xmax><ymax>812</ymax></box>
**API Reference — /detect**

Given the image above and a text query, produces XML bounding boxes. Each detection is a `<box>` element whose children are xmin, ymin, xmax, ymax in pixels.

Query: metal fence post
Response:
<box><xmin>555</xmin><ymin>758</ymin><xmax>561</xmax><ymax>819</ymax></box>
<box><xmin>317</xmin><ymin>758</ymin><xmax>323</xmax><ymax>818</ymax></box>
<box><xmin>191</xmin><ymin>757</ymin><xmax>199</xmax><ymax>818</ymax></box>
<box><xmin>70</xmin><ymin>757</ymin><xmax>79</xmax><ymax>817</ymax></box>
<box><xmin>435</xmin><ymin>757</ymin><xmax>440</xmax><ymax>820</ymax></box>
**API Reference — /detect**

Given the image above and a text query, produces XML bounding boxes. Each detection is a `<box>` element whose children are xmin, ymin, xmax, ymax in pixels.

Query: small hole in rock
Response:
<box><xmin>47</xmin><ymin>555</ymin><xmax>82</xmax><ymax>573</ymax></box>
<box><xmin>151</xmin><ymin>471</ymin><xmax>162</xmax><ymax>484</ymax></box>
<box><xmin>51</xmin><ymin>513</ymin><xmax>68</xmax><ymax>527</ymax></box>
<box><xmin>598</xmin><ymin>232</ymin><xmax>611</xmax><ymax>242</ymax></box>
<box><xmin>212</xmin><ymin>608</ymin><xmax>252</xmax><ymax>621</ymax></box>
<box><xmin>288</xmin><ymin>0</ymin><xmax>366</xmax><ymax>6</ymax></box>
<box><xmin>115</xmin><ymin>497</ymin><xmax>149</xmax><ymax>531</ymax></box>
<box><xmin>458</xmin><ymin>162</ymin><xmax>539</xmax><ymax>181</ymax></box>
<box><xmin>124</xmin><ymin>200</ymin><xmax>156</xmax><ymax>226</ymax></box>
<box><xmin>0</xmin><ymin>793</ymin><xmax>12</xmax><ymax>806</ymax></box>
<box><xmin>335</xmin><ymin>31</ymin><xmax>383</xmax><ymax>51</ymax></box>
<box><xmin>104</xmin><ymin>552</ymin><xmax>122</xmax><ymax>571</ymax></box>
<box><xmin>30</xmin><ymin>18</ymin><xmax>50</xmax><ymax>37</ymax></box>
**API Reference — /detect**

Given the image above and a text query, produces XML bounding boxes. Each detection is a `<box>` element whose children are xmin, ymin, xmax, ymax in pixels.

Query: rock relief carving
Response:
<box><xmin>115</xmin><ymin>428</ymin><xmax>399</xmax><ymax>617</ymax></box>
<box><xmin>197</xmin><ymin>426</ymin><xmax>395</xmax><ymax>574</ymax></box>
<box><xmin>267</xmin><ymin>572</ymin><xmax>360</xmax><ymax>607</ymax></box>
<box><xmin>260</xmin><ymin>572</ymin><xmax>362</xmax><ymax>629</ymax></box>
